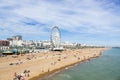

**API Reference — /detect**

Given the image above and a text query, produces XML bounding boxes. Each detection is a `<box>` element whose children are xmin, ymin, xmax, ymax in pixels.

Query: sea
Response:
<box><xmin>40</xmin><ymin>48</ymin><xmax>120</xmax><ymax>80</ymax></box>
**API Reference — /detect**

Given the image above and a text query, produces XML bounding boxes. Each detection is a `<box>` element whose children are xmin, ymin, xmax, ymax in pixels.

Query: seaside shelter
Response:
<box><xmin>2</xmin><ymin>51</ymin><xmax>14</xmax><ymax>55</ymax></box>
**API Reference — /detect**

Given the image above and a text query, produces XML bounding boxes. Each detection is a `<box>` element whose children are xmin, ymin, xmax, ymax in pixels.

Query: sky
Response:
<box><xmin>0</xmin><ymin>0</ymin><xmax>120</xmax><ymax>47</ymax></box>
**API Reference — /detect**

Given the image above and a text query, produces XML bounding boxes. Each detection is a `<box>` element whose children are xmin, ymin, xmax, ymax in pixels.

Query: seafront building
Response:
<box><xmin>0</xmin><ymin>35</ymin><xmax>81</xmax><ymax>53</ymax></box>
<box><xmin>0</xmin><ymin>26</ymin><xmax>81</xmax><ymax>52</ymax></box>
<box><xmin>6</xmin><ymin>35</ymin><xmax>80</xmax><ymax>49</ymax></box>
<box><xmin>0</xmin><ymin>40</ymin><xmax>10</xmax><ymax>50</ymax></box>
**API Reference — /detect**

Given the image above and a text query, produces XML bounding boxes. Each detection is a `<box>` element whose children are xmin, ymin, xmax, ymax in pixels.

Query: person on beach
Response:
<box><xmin>14</xmin><ymin>72</ymin><xmax>17</xmax><ymax>78</ymax></box>
<box><xmin>13</xmin><ymin>72</ymin><xmax>17</xmax><ymax>80</ymax></box>
<box><xmin>42</xmin><ymin>69</ymin><xmax>44</xmax><ymax>72</ymax></box>
<box><xmin>28</xmin><ymin>70</ymin><xmax>30</xmax><ymax>76</ymax></box>
<box><xmin>23</xmin><ymin>70</ymin><xmax>27</xmax><ymax>77</ymax></box>
<box><xmin>48</xmin><ymin>69</ymin><xmax>50</xmax><ymax>72</ymax></box>
<box><xmin>27</xmin><ymin>70</ymin><xmax>30</xmax><ymax>77</ymax></box>
<box><xmin>17</xmin><ymin>74</ymin><xmax>21</xmax><ymax>80</ymax></box>
<box><xmin>78</xmin><ymin>57</ymin><xmax>80</xmax><ymax>60</ymax></box>
<box><xmin>23</xmin><ymin>69</ymin><xmax>30</xmax><ymax>77</ymax></box>
<box><xmin>20</xmin><ymin>73</ymin><xmax>25</xmax><ymax>80</ymax></box>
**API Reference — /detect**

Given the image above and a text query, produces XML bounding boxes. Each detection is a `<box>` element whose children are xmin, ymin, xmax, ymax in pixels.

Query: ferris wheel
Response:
<box><xmin>50</xmin><ymin>26</ymin><xmax>62</xmax><ymax>50</ymax></box>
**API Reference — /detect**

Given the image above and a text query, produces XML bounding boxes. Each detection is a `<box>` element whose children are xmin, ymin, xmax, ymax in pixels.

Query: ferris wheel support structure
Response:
<box><xmin>50</xmin><ymin>26</ymin><xmax>63</xmax><ymax>51</ymax></box>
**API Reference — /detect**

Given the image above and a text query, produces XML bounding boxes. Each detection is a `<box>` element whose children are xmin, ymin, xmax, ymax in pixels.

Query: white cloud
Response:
<box><xmin>0</xmin><ymin>0</ymin><xmax>120</xmax><ymax>46</ymax></box>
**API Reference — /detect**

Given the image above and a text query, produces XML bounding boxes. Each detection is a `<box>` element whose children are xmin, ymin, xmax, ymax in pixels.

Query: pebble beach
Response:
<box><xmin>0</xmin><ymin>48</ymin><xmax>107</xmax><ymax>80</ymax></box>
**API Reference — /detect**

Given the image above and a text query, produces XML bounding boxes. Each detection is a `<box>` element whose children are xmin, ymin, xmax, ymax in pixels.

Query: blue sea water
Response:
<box><xmin>41</xmin><ymin>48</ymin><xmax>120</xmax><ymax>80</ymax></box>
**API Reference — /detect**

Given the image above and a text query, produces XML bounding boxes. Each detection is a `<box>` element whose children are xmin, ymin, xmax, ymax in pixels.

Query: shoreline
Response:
<box><xmin>0</xmin><ymin>48</ymin><xmax>108</xmax><ymax>80</ymax></box>
<box><xmin>29</xmin><ymin>48</ymin><xmax>106</xmax><ymax>80</ymax></box>
<box><xmin>30</xmin><ymin>56</ymin><xmax>100</xmax><ymax>80</ymax></box>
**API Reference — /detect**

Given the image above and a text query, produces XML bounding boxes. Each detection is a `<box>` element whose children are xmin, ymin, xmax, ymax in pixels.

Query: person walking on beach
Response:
<box><xmin>27</xmin><ymin>70</ymin><xmax>30</xmax><ymax>77</ymax></box>
<box><xmin>23</xmin><ymin>69</ymin><xmax>30</xmax><ymax>77</ymax></box>
<box><xmin>23</xmin><ymin>70</ymin><xmax>27</xmax><ymax>77</ymax></box>
<box><xmin>13</xmin><ymin>72</ymin><xmax>17</xmax><ymax>80</ymax></box>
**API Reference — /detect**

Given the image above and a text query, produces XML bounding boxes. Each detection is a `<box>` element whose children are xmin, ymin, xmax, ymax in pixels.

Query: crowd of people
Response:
<box><xmin>13</xmin><ymin>70</ymin><xmax>30</xmax><ymax>80</ymax></box>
